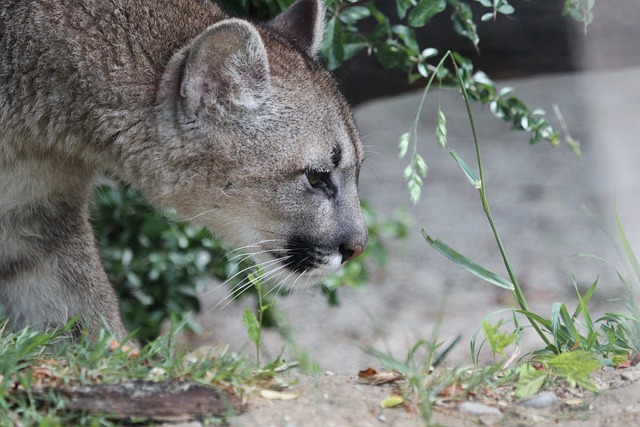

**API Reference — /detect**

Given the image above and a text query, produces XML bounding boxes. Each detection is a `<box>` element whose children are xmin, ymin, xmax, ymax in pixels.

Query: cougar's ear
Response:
<box><xmin>268</xmin><ymin>0</ymin><xmax>325</xmax><ymax>58</ymax></box>
<box><xmin>180</xmin><ymin>20</ymin><xmax>271</xmax><ymax>116</ymax></box>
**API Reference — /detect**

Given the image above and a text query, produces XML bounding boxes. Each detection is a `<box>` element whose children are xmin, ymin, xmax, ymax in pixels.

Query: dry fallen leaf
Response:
<box><xmin>358</xmin><ymin>367</ymin><xmax>378</xmax><ymax>379</ymax></box>
<box><xmin>563</xmin><ymin>398</ymin><xmax>584</xmax><ymax>406</ymax></box>
<box><xmin>184</xmin><ymin>345</ymin><xmax>229</xmax><ymax>364</ymax></box>
<box><xmin>108</xmin><ymin>340</ymin><xmax>139</xmax><ymax>358</ymax></box>
<box><xmin>259</xmin><ymin>389</ymin><xmax>299</xmax><ymax>401</ymax></box>
<box><xmin>29</xmin><ymin>359</ymin><xmax>67</xmax><ymax>389</ymax></box>
<box><xmin>617</xmin><ymin>360</ymin><xmax>632</xmax><ymax>369</ymax></box>
<box><xmin>437</xmin><ymin>382</ymin><xmax>466</xmax><ymax>399</ymax></box>
<box><xmin>357</xmin><ymin>367</ymin><xmax>404</xmax><ymax>385</ymax></box>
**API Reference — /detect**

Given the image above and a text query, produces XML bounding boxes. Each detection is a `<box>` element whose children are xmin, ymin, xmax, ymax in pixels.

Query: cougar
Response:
<box><xmin>0</xmin><ymin>0</ymin><xmax>368</xmax><ymax>339</ymax></box>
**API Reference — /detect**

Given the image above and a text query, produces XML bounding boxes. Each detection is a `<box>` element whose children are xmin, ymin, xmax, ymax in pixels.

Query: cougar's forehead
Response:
<box><xmin>306</xmin><ymin>102</ymin><xmax>361</xmax><ymax>165</ymax></box>
<box><xmin>334</xmin><ymin>98</ymin><xmax>363</xmax><ymax>168</ymax></box>
<box><xmin>297</xmin><ymin>83</ymin><xmax>364</xmax><ymax>174</ymax></box>
<box><xmin>264</xmin><ymin>41</ymin><xmax>363</xmax><ymax>169</ymax></box>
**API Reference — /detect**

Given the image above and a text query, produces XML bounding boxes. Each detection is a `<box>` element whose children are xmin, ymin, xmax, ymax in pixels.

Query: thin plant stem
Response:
<box><xmin>450</xmin><ymin>56</ymin><xmax>552</xmax><ymax>347</ymax></box>
<box><xmin>409</xmin><ymin>53</ymin><xmax>451</xmax><ymax>157</ymax></box>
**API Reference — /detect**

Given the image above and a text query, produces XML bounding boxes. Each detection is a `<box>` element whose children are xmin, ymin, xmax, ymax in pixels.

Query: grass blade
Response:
<box><xmin>559</xmin><ymin>303</ymin><xmax>581</xmax><ymax>346</ymax></box>
<box><xmin>450</xmin><ymin>149</ymin><xmax>481</xmax><ymax>189</ymax></box>
<box><xmin>423</xmin><ymin>230</ymin><xmax>513</xmax><ymax>290</ymax></box>
<box><xmin>572</xmin><ymin>275</ymin><xmax>596</xmax><ymax>330</ymax></box>
<box><xmin>615</xmin><ymin>204</ymin><xmax>640</xmax><ymax>282</ymax></box>
<box><xmin>577</xmin><ymin>253</ymin><xmax>630</xmax><ymax>290</ymax></box>
<box><xmin>551</xmin><ymin>302</ymin><xmax>562</xmax><ymax>346</ymax></box>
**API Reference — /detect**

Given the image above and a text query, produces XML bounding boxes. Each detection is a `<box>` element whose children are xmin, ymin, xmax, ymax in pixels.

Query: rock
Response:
<box><xmin>620</xmin><ymin>369</ymin><xmax>640</xmax><ymax>383</ymax></box>
<box><xmin>459</xmin><ymin>401</ymin><xmax>501</xmax><ymax>417</ymax></box>
<box><xmin>518</xmin><ymin>392</ymin><xmax>559</xmax><ymax>409</ymax></box>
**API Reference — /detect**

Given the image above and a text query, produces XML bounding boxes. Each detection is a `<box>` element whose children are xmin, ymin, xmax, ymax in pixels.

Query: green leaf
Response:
<box><xmin>481</xmin><ymin>12</ymin><xmax>494</xmax><ymax>21</ymax></box>
<box><xmin>338</xmin><ymin>5</ymin><xmax>370</xmax><ymax>25</ymax></box>
<box><xmin>563</xmin><ymin>0</ymin><xmax>595</xmax><ymax>31</ymax></box>
<box><xmin>451</xmin><ymin>2</ymin><xmax>479</xmax><ymax>47</ymax></box>
<box><xmin>482</xmin><ymin>319</ymin><xmax>517</xmax><ymax>357</ymax></box>
<box><xmin>417</xmin><ymin>62</ymin><xmax>428</xmax><ymax>78</ymax></box>
<box><xmin>375</xmin><ymin>42</ymin><xmax>407</xmax><ymax>70</ymax></box>
<box><xmin>515</xmin><ymin>363</ymin><xmax>547</xmax><ymax>398</ymax></box>
<box><xmin>551</xmin><ymin>302</ymin><xmax>581</xmax><ymax>350</ymax></box>
<box><xmin>396</xmin><ymin>0</ymin><xmax>414</xmax><ymax>19</ymax></box>
<box><xmin>408</xmin><ymin>0</ymin><xmax>446</xmax><ymax>27</ymax></box>
<box><xmin>322</xmin><ymin>17</ymin><xmax>345</xmax><ymax>70</ymax></box>
<box><xmin>243</xmin><ymin>307</ymin><xmax>261</xmax><ymax>345</ymax></box>
<box><xmin>342</xmin><ymin>41</ymin><xmax>367</xmax><ymax>62</ymax></box>
<box><xmin>516</xmin><ymin>309</ymin><xmax>553</xmax><ymax>332</ymax></box>
<box><xmin>449</xmin><ymin>150</ymin><xmax>481</xmax><ymax>189</ymax></box>
<box><xmin>423</xmin><ymin>231</ymin><xmax>514</xmax><ymax>290</ymax></box>
<box><xmin>392</xmin><ymin>25</ymin><xmax>420</xmax><ymax>54</ymax></box>
<box><xmin>421</xmin><ymin>47</ymin><xmax>438</xmax><ymax>58</ymax></box>
<box><xmin>498</xmin><ymin>4</ymin><xmax>515</xmax><ymax>15</ymax></box>
<box><xmin>545</xmin><ymin>351</ymin><xmax>599</xmax><ymax>391</ymax></box>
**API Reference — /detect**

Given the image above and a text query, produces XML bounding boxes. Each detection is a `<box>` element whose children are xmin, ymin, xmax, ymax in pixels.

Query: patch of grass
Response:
<box><xmin>364</xmin><ymin>328</ymin><xmax>502</xmax><ymax>424</ymax></box>
<box><xmin>0</xmin><ymin>320</ymin><xmax>267</xmax><ymax>426</ymax></box>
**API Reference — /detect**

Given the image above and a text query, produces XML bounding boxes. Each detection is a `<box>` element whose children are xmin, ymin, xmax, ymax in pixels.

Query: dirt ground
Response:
<box><xmin>181</xmin><ymin>4</ymin><xmax>640</xmax><ymax>426</ymax></box>
<box><xmin>227</xmin><ymin>368</ymin><xmax>640</xmax><ymax>426</ymax></box>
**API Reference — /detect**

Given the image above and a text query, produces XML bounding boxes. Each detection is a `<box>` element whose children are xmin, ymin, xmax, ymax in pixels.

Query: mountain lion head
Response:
<box><xmin>148</xmin><ymin>0</ymin><xmax>368</xmax><ymax>287</ymax></box>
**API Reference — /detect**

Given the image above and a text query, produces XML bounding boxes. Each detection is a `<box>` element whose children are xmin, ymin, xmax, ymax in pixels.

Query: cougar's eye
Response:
<box><xmin>305</xmin><ymin>168</ymin><xmax>330</xmax><ymax>189</ymax></box>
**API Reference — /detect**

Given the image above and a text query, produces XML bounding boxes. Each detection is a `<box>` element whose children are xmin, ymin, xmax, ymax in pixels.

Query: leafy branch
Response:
<box><xmin>322</xmin><ymin>0</ymin><xmax>595</xmax><ymax>147</ymax></box>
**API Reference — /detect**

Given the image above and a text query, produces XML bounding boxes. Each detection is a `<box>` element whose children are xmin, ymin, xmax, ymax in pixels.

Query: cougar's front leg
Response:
<box><xmin>0</xmin><ymin>166</ymin><xmax>127</xmax><ymax>339</ymax></box>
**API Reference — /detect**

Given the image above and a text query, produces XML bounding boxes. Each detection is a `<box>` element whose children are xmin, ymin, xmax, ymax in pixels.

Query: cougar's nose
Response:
<box><xmin>339</xmin><ymin>239</ymin><xmax>367</xmax><ymax>263</ymax></box>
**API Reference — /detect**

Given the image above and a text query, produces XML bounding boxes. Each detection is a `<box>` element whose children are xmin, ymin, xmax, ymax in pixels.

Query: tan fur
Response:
<box><xmin>0</xmin><ymin>0</ymin><xmax>367</xmax><ymax>338</ymax></box>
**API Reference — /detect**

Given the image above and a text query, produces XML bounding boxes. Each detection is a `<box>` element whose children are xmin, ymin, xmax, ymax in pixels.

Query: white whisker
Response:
<box><xmin>224</xmin><ymin>239</ymin><xmax>285</xmax><ymax>259</ymax></box>
<box><xmin>207</xmin><ymin>256</ymin><xmax>285</xmax><ymax>302</ymax></box>
<box><xmin>263</xmin><ymin>257</ymin><xmax>312</xmax><ymax>299</ymax></box>
<box><xmin>202</xmin><ymin>235</ymin><xmax>337</xmax><ymax>314</ymax></box>
<box><xmin>175</xmin><ymin>209</ymin><xmax>218</xmax><ymax>223</ymax></box>
<box><xmin>226</xmin><ymin>246</ymin><xmax>290</xmax><ymax>263</ymax></box>
<box><xmin>218</xmin><ymin>261</ymin><xmax>290</xmax><ymax>310</ymax></box>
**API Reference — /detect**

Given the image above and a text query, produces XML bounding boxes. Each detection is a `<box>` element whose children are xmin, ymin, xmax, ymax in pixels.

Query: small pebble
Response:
<box><xmin>518</xmin><ymin>391</ymin><xmax>559</xmax><ymax>409</ymax></box>
<box><xmin>459</xmin><ymin>401</ymin><xmax>501</xmax><ymax>417</ymax></box>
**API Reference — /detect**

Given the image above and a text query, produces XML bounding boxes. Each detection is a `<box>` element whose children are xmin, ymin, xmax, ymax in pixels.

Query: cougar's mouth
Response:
<box><xmin>275</xmin><ymin>236</ymin><xmax>343</xmax><ymax>276</ymax></box>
